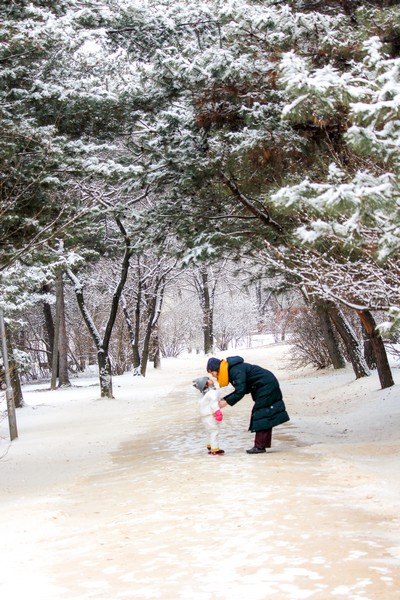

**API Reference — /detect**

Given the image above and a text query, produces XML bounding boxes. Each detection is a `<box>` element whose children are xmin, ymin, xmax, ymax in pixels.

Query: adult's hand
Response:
<box><xmin>219</xmin><ymin>399</ymin><xmax>228</xmax><ymax>408</ymax></box>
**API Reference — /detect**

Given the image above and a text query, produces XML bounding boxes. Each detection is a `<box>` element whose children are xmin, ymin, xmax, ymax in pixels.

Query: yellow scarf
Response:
<box><xmin>217</xmin><ymin>359</ymin><xmax>229</xmax><ymax>387</ymax></box>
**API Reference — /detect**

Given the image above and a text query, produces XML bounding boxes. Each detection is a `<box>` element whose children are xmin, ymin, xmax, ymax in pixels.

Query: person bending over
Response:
<box><xmin>207</xmin><ymin>356</ymin><xmax>289</xmax><ymax>454</ymax></box>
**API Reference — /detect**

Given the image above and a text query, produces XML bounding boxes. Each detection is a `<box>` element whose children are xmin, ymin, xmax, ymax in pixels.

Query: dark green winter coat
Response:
<box><xmin>223</xmin><ymin>356</ymin><xmax>289</xmax><ymax>432</ymax></box>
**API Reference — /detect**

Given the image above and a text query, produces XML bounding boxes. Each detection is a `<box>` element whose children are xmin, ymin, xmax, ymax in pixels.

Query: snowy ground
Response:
<box><xmin>1</xmin><ymin>343</ymin><xmax>400</xmax><ymax>600</ymax></box>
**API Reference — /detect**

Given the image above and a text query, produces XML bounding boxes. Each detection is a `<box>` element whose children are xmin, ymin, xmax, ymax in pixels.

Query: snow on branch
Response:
<box><xmin>261</xmin><ymin>242</ymin><xmax>400</xmax><ymax>315</ymax></box>
<box><xmin>65</xmin><ymin>268</ymin><xmax>102</xmax><ymax>348</ymax></box>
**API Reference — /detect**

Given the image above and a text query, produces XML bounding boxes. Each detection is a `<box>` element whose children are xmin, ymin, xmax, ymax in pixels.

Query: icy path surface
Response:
<box><xmin>1</xmin><ymin>345</ymin><xmax>399</xmax><ymax>599</ymax></box>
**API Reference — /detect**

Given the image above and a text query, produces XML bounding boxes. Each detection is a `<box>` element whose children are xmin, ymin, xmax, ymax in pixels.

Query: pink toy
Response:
<box><xmin>214</xmin><ymin>410</ymin><xmax>223</xmax><ymax>422</ymax></box>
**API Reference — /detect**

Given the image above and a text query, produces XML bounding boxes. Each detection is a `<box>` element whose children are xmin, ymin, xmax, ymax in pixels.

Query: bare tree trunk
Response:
<box><xmin>114</xmin><ymin>318</ymin><xmax>126</xmax><ymax>375</ymax></box>
<box><xmin>97</xmin><ymin>349</ymin><xmax>114</xmax><ymax>398</ymax></box>
<box><xmin>254</xmin><ymin>281</ymin><xmax>272</xmax><ymax>332</ymax></box>
<box><xmin>199</xmin><ymin>266</ymin><xmax>213</xmax><ymax>354</ymax></box>
<box><xmin>327</xmin><ymin>302</ymin><xmax>370</xmax><ymax>379</ymax></box>
<box><xmin>0</xmin><ymin>308</ymin><xmax>18</xmax><ymax>440</ymax></box>
<box><xmin>50</xmin><ymin>271</ymin><xmax>70</xmax><ymax>388</ymax></box>
<box><xmin>153</xmin><ymin>348</ymin><xmax>161</xmax><ymax>369</ymax></box>
<box><xmin>315</xmin><ymin>301</ymin><xmax>346</xmax><ymax>369</ymax></box>
<box><xmin>42</xmin><ymin>283</ymin><xmax>55</xmax><ymax>369</ymax></box>
<box><xmin>133</xmin><ymin>283</ymin><xmax>142</xmax><ymax>374</ymax></box>
<box><xmin>66</xmin><ymin>217</ymin><xmax>132</xmax><ymax>398</ymax></box>
<box><xmin>6</xmin><ymin>324</ymin><xmax>24</xmax><ymax>408</ymax></box>
<box><xmin>50</xmin><ymin>275</ymin><xmax>60</xmax><ymax>390</ymax></box>
<box><xmin>120</xmin><ymin>291</ymin><xmax>141</xmax><ymax>376</ymax></box>
<box><xmin>66</xmin><ymin>267</ymin><xmax>115</xmax><ymax>397</ymax></box>
<box><xmin>121</xmin><ymin>255</ymin><xmax>173</xmax><ymax>376</ymax></box>
<box><xmin>362</xmin><ymin>327</ymin><xmax>376</xmax><ymax>370</ymax></box>
<box><xmin>150</xmin><ymin>324</ymin><xmax>161</xmax><ymax>369</ymax></box>
<box><xmin>357</xmin><ymin>310</ymin><xmax>394</xmax><ymax>389</ymax></box>
<box><xmin>141</xmin><ymin>278</ymin><xmax>166</xmax><ymax>376</ymax></box>
<box><xmin>141</xmin><ymin>338</ymin><xmax>150</xmax><ymax>376</ymax></box>
<box><xmin>57</xmin><ymin>272</ymin><xmax>70</xmax><ymax>387</ymax></box>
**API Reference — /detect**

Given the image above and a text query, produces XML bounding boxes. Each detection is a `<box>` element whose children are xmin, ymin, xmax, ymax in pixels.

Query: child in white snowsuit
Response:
<box><xmin>193</xmin><ymin>376</ymin><xmax>225</xmax><ymax>455</ymax></box>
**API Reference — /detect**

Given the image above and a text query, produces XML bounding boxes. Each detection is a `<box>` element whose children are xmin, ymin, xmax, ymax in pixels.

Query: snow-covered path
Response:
<box><xmin>1</xmin><ymin>345</ymin><xmax>399</xmax><ymax>599</ymax></box>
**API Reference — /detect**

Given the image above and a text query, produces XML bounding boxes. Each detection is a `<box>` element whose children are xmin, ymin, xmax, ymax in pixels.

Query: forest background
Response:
<box><xmin>2</xmin><ymin>0</ymin><xmax>400</xmax><ymax>408</ymax></box>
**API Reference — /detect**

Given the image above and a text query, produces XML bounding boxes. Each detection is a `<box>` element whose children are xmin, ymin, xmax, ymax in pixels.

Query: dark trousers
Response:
<box><xmin>254</xmin><ymin>428</ymin><xmax>272</xmax><ymax>449</ymax></box>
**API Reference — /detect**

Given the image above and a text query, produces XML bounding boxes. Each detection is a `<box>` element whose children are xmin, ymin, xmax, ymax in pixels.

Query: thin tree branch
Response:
<box><xmin>220</xmin><ymin>172</ymin><xmax>284</xmax><ymax>233</ymax></box>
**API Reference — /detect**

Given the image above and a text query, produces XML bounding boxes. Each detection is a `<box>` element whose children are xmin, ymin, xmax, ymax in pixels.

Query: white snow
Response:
<box><xmin>1</xmin><ymin>342</ymin><xmax>400</xmax><ymax>599</ymax></box>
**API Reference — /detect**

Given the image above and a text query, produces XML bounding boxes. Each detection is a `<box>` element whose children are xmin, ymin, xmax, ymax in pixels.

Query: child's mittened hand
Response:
<box><xmin>214</xmin><ymin>409</ymin><xmax>223</xmax><ymax>421</ymax></box>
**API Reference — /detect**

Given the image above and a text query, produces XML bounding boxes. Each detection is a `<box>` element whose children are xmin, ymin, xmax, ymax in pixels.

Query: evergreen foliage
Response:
<box><xmin>1</xmin><ymin>0</ymin><xmax>400</xmax><ymax>386</ymax></box>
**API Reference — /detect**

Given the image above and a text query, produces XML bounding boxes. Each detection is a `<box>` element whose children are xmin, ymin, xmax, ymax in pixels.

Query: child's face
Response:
<box><xmin>204</xmin><ymin>378</ymin><xmax>214</xmax><ymax>389</ymax></box>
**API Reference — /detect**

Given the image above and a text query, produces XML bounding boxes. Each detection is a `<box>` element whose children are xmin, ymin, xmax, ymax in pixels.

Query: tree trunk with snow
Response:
<box><xmin>6</xmin><ymin>324</ymin><xmax>24</xmax><ymax>408</ymax></box>
<box><xmin>66</xmin><ymin>270</ymin><xmax>116</xmax><ymax>397</ymax></box>
<box><xmin>140</xmin><ymin>278</ymin><xmax>166</xmax><ymax>376</ymax></box>
<box><xmin>315</xmin><ymin>301</ymin><xmax>346</xmax><ymax>369</ymax></box>
<box><xmin>357</xmin><ymin>310</ymin><xmax>394</xmax><ymax>389</ymax></box>
<box><xmin>132</xmin><ymin>285</ymin><xmax>142</xmax><ymax>374</ymax></box>
<box><xmin>50</xmin><ymin>276</ymin><xmax>60</xmax><ymax>390</ymax></box>
<box><xmin>196</xmin><ymin>266</ymin><xmax>214</xmax><ymax>355</ymax></box>
<box><xmin>327</xmin><ymin>302</ymin><xmax>370</xmax><ymax>379</ymax></box>
<box><xmin>51</xmin><ymin>271</ymin><xmax>71</xmax><ymax>389</ymax></box>
<box><xmin>362</xmin><ymin>327</ymin><xmax>376</xmax><ymax>370</ymax></box>
<box><xmin>66</xmin><ymin>217</ymin><xmax>132</xmax><ymax>398</ymax></box>
<box><xmin>57</xmin><ymin>272</ymin><xmax>71</xmax><ymax>387</ymax></box>
<box><xmin>150</xmin><ymin>324</ymin><xmax>161</xmax><ymax>369</ymax></box>
<box><xmin>97</xmin><ymin>348</ymin><xmax>114</xmax><ymax>399</ymax></box>
<box><xmin>140</xmin><ymin>325</ymin><xmax>151</xmax><ymax>377</ymax></box>
<box><xmin>42</xmin><ymin>283</ymin><xmax>55</xmax><ymax>369</ymax></box>
<box><xmin>120</xmin><ymin>294</ymin><xmax>141</xmax><ymax>376</ymax></box>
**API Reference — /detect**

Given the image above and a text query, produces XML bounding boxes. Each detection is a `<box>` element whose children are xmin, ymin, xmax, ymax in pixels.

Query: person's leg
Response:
<box><xmin>209</xmin><ymin>424</ymin><xmax>224</xmax><ymax>454</ymax></box>
<box><xmin>203</xmin><ymin>417</ymin><xmax>213</xmax><ymax>452</ymax></box>
<box><xmin>247</xmin><ymin>429</ymin><xmax>272</xmax><ymax>454</ymax></box>
<box><xmin>255</xmin><ymin>428</ymin><xmax>272</xmax><ymax>449</ymax></box>
<box><xmin>209</xmin><ymin>426</ymin><xmax>219</xmax><ymax>452</ymax></box>
<box><xmin>204</xmin><ymin>418</ymin><xmax>224</xmax><ymax>454</ymax></box>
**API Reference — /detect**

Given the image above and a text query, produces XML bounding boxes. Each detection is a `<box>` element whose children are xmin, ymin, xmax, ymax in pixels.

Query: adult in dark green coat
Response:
<box><xmin>207</xmin><ymin>355</ymin><xmax>289</xmax><ymax>454</ymax></box>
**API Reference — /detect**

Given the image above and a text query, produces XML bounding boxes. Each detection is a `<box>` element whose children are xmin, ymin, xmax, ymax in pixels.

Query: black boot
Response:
<box><xmin>246</xmin><ymin>447</ymin><xmax>266</xmax><ymax>454</ymax></box>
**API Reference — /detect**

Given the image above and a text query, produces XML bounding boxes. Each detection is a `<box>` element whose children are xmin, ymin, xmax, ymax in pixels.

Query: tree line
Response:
<box><xmin>1</xmin><ymin>0</ymin><xmax>399</xmax><ymax>403</ymax></box>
